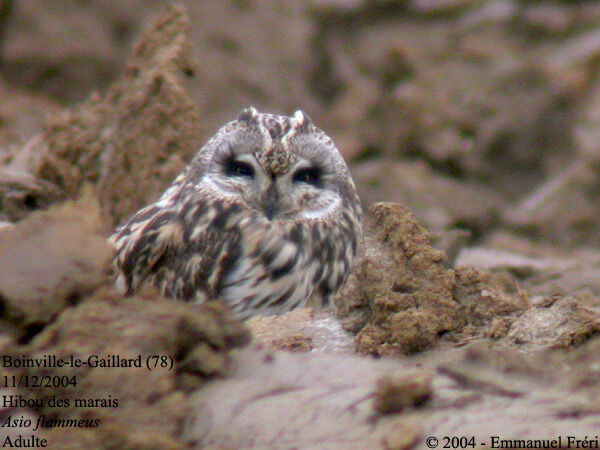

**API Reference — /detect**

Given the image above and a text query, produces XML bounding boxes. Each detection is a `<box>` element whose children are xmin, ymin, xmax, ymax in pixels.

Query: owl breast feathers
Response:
<box><xmin>109</xmin><ymin>107</ymin><xmax>362</xmax><ymax>319</ymax></box>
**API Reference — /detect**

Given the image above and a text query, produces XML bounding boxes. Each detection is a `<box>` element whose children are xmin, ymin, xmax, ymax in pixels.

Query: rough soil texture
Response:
<box><xmin>5</xmin><ymin>4</ymin><xmax>203</xmax><ymax>230</ymax></box>
<box><xmin>183</xmin><ymin>342</ymin><xmax>600</xmax><ymax>449</ymax></box>
<box><xmin>10</xmin><ymin>293</ymin><xmax>249</xmax><ymax>449</ymax></box>
<box><xmin>0</xmin><ymin>78</ymin><xmax>63</xmax><ymax>149</ymax></box>
<box><xmin>2</xmin><ymin>1</ymin><xmax>600</xmax><ymax>449</ymax></box>
<box><xmin>184</xmin><ymin>344</ymin><xmax>429</xmax><ymax>449</ymax></box>
<box><xmin>4</xmin><ymin>0</ymin><xmax>600</xmax><ymax>244</ymax></box>
<box><xmin>336</xmin><ymin>203</ymin><xmax>529</xmax><ymax>356</ymax></box>
<box><xmin>248</xmin><ymin>308</ymin><xmax>355</xmax><ymax>353</ymax></box>
<box><xmin>0</xmin><ymin>193</ymin><xmax>249</xmax><ymax>448</ymax></box>
<box><xmin>0</xmin><ymin>168</ymin><xmax>63</xmax><ymax>223</ymax></box>
<box><xmin>0</xmin><ymin>192</ymin><xmax>112</xmax><ymax>334</ymax></box>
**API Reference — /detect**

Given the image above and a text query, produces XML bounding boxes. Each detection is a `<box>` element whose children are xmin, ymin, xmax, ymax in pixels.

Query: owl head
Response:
<box><xmin>183</xmin><ymin>107</ymin><xmax>359</xmax><ymax>222</ymax></box>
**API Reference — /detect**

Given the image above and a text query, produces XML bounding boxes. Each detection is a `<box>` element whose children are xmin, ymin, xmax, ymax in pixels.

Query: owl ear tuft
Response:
<box><xmin>293</xmin><ymin>110</ymin><xmax>312</xmax><ymax>131</ymax></box>
<box><xmin>238</xmin><ymin>106</ymin><xmax>259</xmax><ymax>124</ymax></box>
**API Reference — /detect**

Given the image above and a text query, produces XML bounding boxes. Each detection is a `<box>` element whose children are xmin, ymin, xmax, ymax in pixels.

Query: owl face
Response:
<box><xmin>186</xmin><ymin>108</ymin><xmax>357</xmax><ymax>223</ymax></box>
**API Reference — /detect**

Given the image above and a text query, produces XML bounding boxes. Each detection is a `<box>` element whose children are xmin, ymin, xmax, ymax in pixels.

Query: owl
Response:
<box><xmin>110</xmin><ymin>107</ymin><xmax>362</xmax><ymax>319</ymax></box>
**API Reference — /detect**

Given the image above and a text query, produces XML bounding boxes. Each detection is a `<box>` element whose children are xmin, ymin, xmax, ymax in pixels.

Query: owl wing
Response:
<box><xmin>110</xmin><ymin>198</ymin><xmax>244</xmax><ymax>301</ymax></box>
<box><xmin>110</xmin><ymin>203</ymin><xmax>179</xmax><ymax>295</ymax></box>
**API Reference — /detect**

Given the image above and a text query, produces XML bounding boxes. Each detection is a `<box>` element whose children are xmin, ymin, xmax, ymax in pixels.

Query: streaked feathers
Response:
<box><xmin>110</xmin><ymin>108</ymin><xmax>362</xmax><ymax>319</ymax></box>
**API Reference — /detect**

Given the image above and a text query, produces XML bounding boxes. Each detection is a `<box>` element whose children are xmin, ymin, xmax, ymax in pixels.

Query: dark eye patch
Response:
<box><xmin>225</xmin><ymin>158</ymin><xmax>255</xmax><ymax>178</ymax></box>
<box><xmin>293</xmin><ymin>166</ymin><xmax>322</xmax><ymax>187</ymax></box>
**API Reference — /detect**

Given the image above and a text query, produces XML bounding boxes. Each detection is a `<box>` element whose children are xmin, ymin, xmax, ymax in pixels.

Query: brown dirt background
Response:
<box><xmin>2</xmin><ymin>1</ymin><xmax>600</xmax><ymax>448</ymax></box>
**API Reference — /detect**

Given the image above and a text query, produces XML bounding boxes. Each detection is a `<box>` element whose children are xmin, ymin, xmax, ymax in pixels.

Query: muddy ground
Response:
<box><xmin>2</xmin><ymin>1</ymin><xmax>600</xmax><ymax>449</ymax></box>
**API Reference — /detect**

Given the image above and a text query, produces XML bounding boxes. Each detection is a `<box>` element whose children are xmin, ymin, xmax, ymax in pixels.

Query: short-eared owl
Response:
<box><xmin>110</xmin><ymin>107</ymin><xmax>362</xmax><ymax>319</ymax></box>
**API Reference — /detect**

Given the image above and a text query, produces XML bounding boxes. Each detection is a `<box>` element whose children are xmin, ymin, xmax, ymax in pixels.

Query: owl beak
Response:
<box><xmin>261</xmin><ymin>183</ymin><xmax>279</xmax><ymax>220</ymax></box>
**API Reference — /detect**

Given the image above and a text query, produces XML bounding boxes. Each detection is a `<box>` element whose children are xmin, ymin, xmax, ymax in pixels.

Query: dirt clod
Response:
<box><xmin>337</xmin><ymin>202</ymin><xmax>529</xmax><ymax>355</ymax></box>
<box><xmin>381</xmin><ymin>421</ymin><xmax>422</xmax><ymax>450</ymax></box>
<box><xmin>0</xmin><ymin>190</ymin><xmax>112</xmax><ymax>334</ymax></box>
<box><xmin>7</xmin><ymin>289</ymin><xmax>248</xmax><ymax>448</ymax></box>
<box><xmin>15</xmin><ymin>4</ymin><xmax>203</xmax><ymax>229</ymax></box>
<box><xmin>506</xmin><ymin>296</ymin><xmax>600</xmax><ymax>349</ymax></box>
<box><xmin>374</xmin><ymin>371</ymin><xmax>433</xmax><ymax>415</ymax></box>
<box><xmin>0</xmin><ymin>169</ymin><xmax>63</xmax><ymax>222</ymax></box>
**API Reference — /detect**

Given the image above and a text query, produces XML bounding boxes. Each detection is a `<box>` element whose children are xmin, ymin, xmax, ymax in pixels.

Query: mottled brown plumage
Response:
<box><xmin>110</xmin><ymin>107</ymin><xmax>362</xmax><ymax>319</ymax></box>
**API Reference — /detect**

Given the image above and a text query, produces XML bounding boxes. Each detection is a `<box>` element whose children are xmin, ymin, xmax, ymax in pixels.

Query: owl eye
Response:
<box><xmin>225</xmin><ymin>159</ymin><xmax>255</xmax><ymax>178</ymax></box>
<box><xmin>293</xmin><ymin>167</ymin><xmax>322</xmax><ymax>187</ymax></box>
